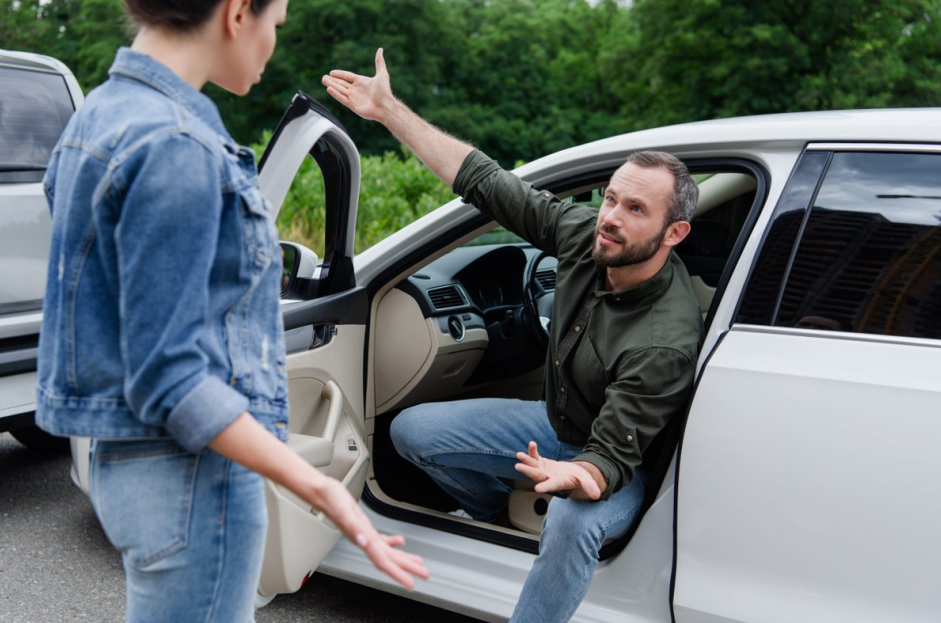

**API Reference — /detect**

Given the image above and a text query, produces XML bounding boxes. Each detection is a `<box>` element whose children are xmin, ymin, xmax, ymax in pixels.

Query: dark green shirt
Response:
<box><xmin>453</xmin><ymin>150</ymin><xmax>703</xmax><ymax>499</ymax></box>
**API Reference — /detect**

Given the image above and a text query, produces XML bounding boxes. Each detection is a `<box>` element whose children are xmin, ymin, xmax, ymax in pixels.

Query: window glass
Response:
<box><xmin>275</xmin><ymin>155</ymin><xmax>326</xmax><ymax>257</ymax></box>
<box><xmin>736</xmin><ymin>152</ymin><xmax>829</xmax><ymax>325</ymax></box>
<box><xmin>0</xmin><ymin>67</ymin><xmax>74</xmax><ymax>183</ymax></box>
<box><xmin>676</xmin><ymin>171</ymin><xmax>757</xmax><ymax>288</ymax></box>
<box><xmin>775</xmin><ymin>152</ymin><xmax>941</xmax><ymax>339</ymax></box>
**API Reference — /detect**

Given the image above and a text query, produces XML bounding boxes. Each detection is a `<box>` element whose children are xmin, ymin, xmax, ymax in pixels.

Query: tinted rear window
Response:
<box><xmin>774</xmin><ymin>151</ymin><xmax>941</xmax><ymax>339</ymax></box>
<box><xmin>0</xmin><ymin>65</ymin><xmax>75</xmax><ymax>183</ymax></box>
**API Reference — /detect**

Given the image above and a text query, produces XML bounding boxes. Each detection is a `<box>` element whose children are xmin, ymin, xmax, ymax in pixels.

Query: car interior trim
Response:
<box><xmin>281</xmin><ymin>286</ymin><xmax>368</xmax><ymax>332</ymax></box>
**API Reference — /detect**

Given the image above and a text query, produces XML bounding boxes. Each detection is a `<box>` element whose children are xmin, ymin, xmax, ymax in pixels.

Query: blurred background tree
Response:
<box><xmin>4</xmin><ymin>0</ymin><xmax>940</xmax><ymax>253</ymax></box>
<box><xmin>4</xmin><ymin>0</ymin><xmax>939</xmax><ymax>163</ymax></box>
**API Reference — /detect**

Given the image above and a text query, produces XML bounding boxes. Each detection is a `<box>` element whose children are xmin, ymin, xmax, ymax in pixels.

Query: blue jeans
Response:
<box><xmin>89</xmin><ymin>439</ymin><xmax>267</xmax><ymax>623</ymax></box>
<box><xmin>391</xmin><ymin>399</ymin><xmax>646</xmax><ymax>623</ymax></box>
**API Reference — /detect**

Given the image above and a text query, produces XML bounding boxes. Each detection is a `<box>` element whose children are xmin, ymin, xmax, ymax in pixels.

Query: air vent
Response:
<box><xmin>427</xmin><ymin>285</ymin><xmax>466</xmax><ymax>310</ymax></box>
<box><xmin>535</xmin><ymin>269</ymin><xmax>557</xmax><ymax>290</ymax></box>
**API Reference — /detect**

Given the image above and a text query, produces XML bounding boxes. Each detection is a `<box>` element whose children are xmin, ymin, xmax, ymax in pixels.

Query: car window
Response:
<box><xmin>0</xmin><ymin>66</ymin><xmax>75</xmax><ymax>183</ymax></box>
<box><xmin>275</xmin><ymin>154</ymin><xmax>326</xmax><ymax>256</ymax></box>
<box><xmin>739</xmin><ymin>151</ymin><xmax>941</xmax><ymax>339</ymax></box>
<box><xmin>775</xmin><ymin>152</ymin><xmax>941</xmax><ymax>339</ymax></box>
<box><xmin>736</xmin><ymin>152</ymin><xmax>830</xmax><ymax>325</ymax></box>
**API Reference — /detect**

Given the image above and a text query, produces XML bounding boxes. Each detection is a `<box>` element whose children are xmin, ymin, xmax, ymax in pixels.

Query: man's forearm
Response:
<box><xmin>378</xmin><ymin>97</ymin><xmax>473</xmax><ymax>189</ymax></box>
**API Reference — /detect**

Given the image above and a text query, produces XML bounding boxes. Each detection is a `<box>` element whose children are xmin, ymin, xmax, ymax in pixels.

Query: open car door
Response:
<box><xmin>255</xmin><ymin>93</ymin><xmax>369</xmax><ymax>599</ymax></box>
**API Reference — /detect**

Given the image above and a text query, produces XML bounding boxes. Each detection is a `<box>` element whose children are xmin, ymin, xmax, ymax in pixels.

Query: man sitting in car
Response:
<box><xmin>323</xmin><ymin>49</ymin><xmax>703</xmax><ymax>623</ymax></box>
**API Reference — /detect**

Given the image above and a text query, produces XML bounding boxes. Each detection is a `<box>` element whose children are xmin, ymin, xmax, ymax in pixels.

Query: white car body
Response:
<box><xmin>71</xmin><ymin>96</ymin><xmax>941</xmax><ymax>623</ymax></box>
<box><xmin>0</xmin><ymin>49</ymin><xmax>83</xmax><ymax>446</ymax></box>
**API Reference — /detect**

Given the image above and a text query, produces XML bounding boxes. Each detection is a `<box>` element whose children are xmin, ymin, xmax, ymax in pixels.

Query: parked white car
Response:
<box><xmin>72</xmin><ymin>96</ymin><xmax>941</xmax><ymax>623</ymax></box>
<box><xmin>0</xmin><ymin>49</ymin><xmax>83</xmax><ymax>450</ymax></box>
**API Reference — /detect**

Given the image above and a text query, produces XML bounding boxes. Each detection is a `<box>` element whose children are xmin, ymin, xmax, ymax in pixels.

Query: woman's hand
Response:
<box><xmin>310</xmin><ymin>477</ymin><xmax>430</xmax><ymax>590</ymax></box>
<box><xmin>209</xmin><ymin>413</ymin><xmax>429</xmax><ymax>589</ymax></box>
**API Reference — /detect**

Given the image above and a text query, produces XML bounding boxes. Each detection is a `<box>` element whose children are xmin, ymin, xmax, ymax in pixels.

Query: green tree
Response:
<box><xmin>211</xmin><ymin>0</ymin><xmax>456</xmax><ymax>147</ymax></box>
<box><xmin>622</xmin><ymin>0</ymin><xmax>941</xmax><ymax>127</ymax></box>
<box><xmin>427</xmin><ymin>0</ymin><xmax>628</xmax><ymax>165</ymax></box>
<box><xmin>1</xmin><ymin>0</ymin><xmax>130</xmax><ymax>90</ymax></box>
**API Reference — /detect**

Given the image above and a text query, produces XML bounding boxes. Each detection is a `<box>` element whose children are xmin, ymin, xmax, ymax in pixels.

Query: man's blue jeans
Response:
<box><xmin>391</xmin><ymin>398</ymin><xmax>646</xmax><ymax>623</ymax></box>
<box><xmin>89</xmin><ymin>438</ymin><xmax>267</xmax><ymax>623</ymax></box>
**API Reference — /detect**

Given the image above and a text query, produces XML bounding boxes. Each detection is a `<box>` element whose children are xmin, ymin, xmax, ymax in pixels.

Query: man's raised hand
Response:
<box><xmin>322</xmin><ymin>48</ymin><xmax>393</xmax><ymax>123</ymax></box>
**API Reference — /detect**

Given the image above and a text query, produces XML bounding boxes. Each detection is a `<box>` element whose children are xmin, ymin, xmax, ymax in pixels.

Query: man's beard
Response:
<box><xmin>591</xmin><ymin>222</ymin><xmax>669</xmax><ymax>268</ymax></box>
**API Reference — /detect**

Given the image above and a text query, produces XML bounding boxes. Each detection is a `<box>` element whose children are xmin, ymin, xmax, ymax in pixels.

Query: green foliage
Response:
<box><xmin>1</xmin><ymin>0</ymin><xmax>131</xmax><ymax>89</ymax></box>
<box><xmin>253</xmin><ymin>136</ymin><xmax>456</xmax><ymax>255</ymax></box>
<box><xmin>6</xmin><ymin>0</ymin><xmax>941</xmax><ymax>255</ymax></box>
<box><xmin>623</xmin><ymin>0</ymin><xmax>941</xmax><ymax>127</ymax></box>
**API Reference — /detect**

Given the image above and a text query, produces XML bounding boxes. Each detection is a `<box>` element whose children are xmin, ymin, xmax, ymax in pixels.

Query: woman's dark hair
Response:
<box><xmin>123</xmin><ymin>0</ymin><xmax>277</xmax><ymax>32</ymax></box>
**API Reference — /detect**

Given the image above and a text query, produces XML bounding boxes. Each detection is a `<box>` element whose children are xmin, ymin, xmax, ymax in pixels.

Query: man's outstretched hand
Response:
<box><xmin>322</xmin><ymin>48</ymin><xmax>393</xmax><ymax>123</ymax></box>
<box><xmin>321</xmin><ymin>47</ymin><xmax>473</xmax><ymax>187</ymax></box>
<box><xmin>514</xmin><ymin>441</ymin><xmax>603</xmax><ymax>500</ymax></box>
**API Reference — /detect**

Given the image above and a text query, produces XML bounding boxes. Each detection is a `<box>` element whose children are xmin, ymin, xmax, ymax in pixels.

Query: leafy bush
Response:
<box><xmin>253</xmin><ymin>137</ymin><xmax>456</xmax><ymax>256</ymax></box>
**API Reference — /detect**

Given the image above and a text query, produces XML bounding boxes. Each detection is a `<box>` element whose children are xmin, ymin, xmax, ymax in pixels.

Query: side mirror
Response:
<box><xmin>280</xmin><ymin>242</ymin><xmax>319</xmax><ymax>299</ymax></box>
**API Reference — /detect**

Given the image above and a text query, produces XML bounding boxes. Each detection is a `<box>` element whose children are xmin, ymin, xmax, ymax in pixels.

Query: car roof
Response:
<box><xmin>0</xmin><ymin>48</ymin><xmax>76</xmax><ymax>78</ymax></box>
<box><xmin>521</xmin><ymin>108</ymin><xmax>941</xmax><ymax>180</ymax></box>
<box><xmin>609</xmin><ymin>108</ymin><xmax>941</xmax><ymax>147</ymax></box>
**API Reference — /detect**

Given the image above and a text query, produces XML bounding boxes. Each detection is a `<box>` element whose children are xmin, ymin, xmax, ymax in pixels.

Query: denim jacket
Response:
<box><xmin>37</xmin><ymin>48</ymin><xmax>288</xmax><ymax>452</ymax></box>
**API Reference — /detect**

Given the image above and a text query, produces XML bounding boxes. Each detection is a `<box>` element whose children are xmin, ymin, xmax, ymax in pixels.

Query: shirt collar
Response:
<box><xmin>593</xmin><ymin>252</ymin><xmax>677</xmax><ymax>304</ymax></box>
<box><xmin>108</xmin><ymin>47</ymin><xmax>233</xmax><ymax>141</ymax></box>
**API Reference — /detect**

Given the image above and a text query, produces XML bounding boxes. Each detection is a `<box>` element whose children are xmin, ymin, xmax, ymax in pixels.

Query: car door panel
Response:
<box><xmin>674</xmin><ymin>326</ymin><xmax>941</xmax><ymax>623</ymax></box>
<box><xmin>255</xmin><ymin>95</ymin><xmax>367</xmax><ymax>596</ymax></box>
<box><xmin>259</xmin><ymin>320</ymin><xmax>368</xmax><ymax>597</ymax></box>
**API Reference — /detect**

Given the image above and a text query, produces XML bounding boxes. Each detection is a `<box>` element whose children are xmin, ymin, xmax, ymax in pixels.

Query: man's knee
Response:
<box><xmin>389</xmin><ymin>404</ymin><xmax>435</xmax><ymax>463</ymax></box>
<box><xmin>541</xmin><ymin>499</ymin><xmax>605</xmax><ymax>552</ymax></box>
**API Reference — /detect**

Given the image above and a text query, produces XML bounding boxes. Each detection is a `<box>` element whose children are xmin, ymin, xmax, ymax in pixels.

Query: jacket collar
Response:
<box><xmin>108</xmin><ymin>47</ymin><xmax>232</xmax><ymax>141</ymax></box>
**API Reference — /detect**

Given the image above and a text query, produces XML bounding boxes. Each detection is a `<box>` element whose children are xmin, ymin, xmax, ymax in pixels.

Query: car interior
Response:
<box><xmin>357</xmin><ymin>162</ymin><xmax>763</xmax><ymax>553</ymax></box>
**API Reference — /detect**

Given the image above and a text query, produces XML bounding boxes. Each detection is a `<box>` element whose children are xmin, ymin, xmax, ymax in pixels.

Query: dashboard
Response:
<box><xmin>374</xmin><ymin>243</ymin><xmax>557</xmax><ymax>414</ymax></box>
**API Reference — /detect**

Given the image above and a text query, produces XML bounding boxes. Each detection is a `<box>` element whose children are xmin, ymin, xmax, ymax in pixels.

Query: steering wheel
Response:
<box><xmin>522</xmin><ymin>251</ymin><xmax>555</xmax><ymax>353</ymax></box>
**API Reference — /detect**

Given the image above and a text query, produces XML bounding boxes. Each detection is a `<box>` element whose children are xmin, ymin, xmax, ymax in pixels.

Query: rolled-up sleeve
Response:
<box><xmin>112</xmin><ymin>132</ymin><xmax>247</xmax><ymax>451</ymax></box>
<box><xmin>574</xmin><ymin>347</ymin><xmax>695</xmax><ymax>499</ymax></box>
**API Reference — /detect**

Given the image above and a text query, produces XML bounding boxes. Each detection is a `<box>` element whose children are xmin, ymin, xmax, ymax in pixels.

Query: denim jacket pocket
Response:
<box><xmin>90</xmin><ymin>440</ymin><xmax>198</xmax><ymax>568</ymax></box>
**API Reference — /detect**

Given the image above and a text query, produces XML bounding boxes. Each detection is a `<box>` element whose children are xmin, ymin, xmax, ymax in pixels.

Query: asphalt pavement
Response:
<box><xmin>0</xmin><ymin>432</ymin><xmax>479</xmax><ymax>623</ymax></box>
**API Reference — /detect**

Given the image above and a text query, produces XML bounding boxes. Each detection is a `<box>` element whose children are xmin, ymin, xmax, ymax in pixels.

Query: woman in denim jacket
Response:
<box><xmin>37</xmin><ymin>1</ymin><xmax>427</xmax><ymax>620</ymax></box>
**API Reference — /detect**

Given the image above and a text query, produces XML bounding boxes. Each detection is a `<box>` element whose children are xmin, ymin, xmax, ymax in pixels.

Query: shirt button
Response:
<box><xmin>560</xmin><ymin>386</ymin><xmax>566</xmax><ymax>393</ymax></box>
<box><xmin>277</xmin><ymin>364</ymin><xmax>284</xmax><ymax>373</ymax></box>
<box><xmin>230</xmin><ymin>377</ymin><xmax>238</xmax><ymax>386</ymax></box>
<box><xmin>626</xmin><ymin>434</ymin><xmax>633</xmax><ymax>442</ymax></box>
<box><xmin>615</xmin><ymin>297</ymin><xmax>621</xmax><ymax>302</ymax></box>
<box><xmin>574</xmin><ymin>325</ymin><xmax>581</xmax><ymax>333</ymax></box>
<box><xmin>555</xmin><ymin>359</ymin><xmax>561</xmax><ymax>366</ymax></box>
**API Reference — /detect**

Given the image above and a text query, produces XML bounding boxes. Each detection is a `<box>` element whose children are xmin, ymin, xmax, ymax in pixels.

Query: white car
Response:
<box><xmin>73</xmin><ymin>97</ymin><xmax>941</xmax><ymax>623</ymax></box>
<box><xmin>0</xmin><ymin>49</ymin><xmax>83</xmax><ymax>450</ymax></box>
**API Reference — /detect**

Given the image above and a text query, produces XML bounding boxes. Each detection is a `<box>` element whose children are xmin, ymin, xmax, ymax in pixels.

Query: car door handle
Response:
<box><xmin>283</xmin><ymin>323</ymin><xmax>337</xmax><ymax>355</ymax></box>
<box><xmin>320</xmin><ymin>379</ymin><xmax>343</xmax><ymax>443</ymax></box>
<box><xmin>313</xmin><ymin>379</ymin><xmax>369</xmax><ymax>521</ymax></box>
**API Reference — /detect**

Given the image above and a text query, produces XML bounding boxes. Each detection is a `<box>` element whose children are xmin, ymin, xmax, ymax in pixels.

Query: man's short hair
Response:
<box><xmin>624</xmin><ymin>151</ymin><xmax>698</xmax><ymax>224</ymax></box>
